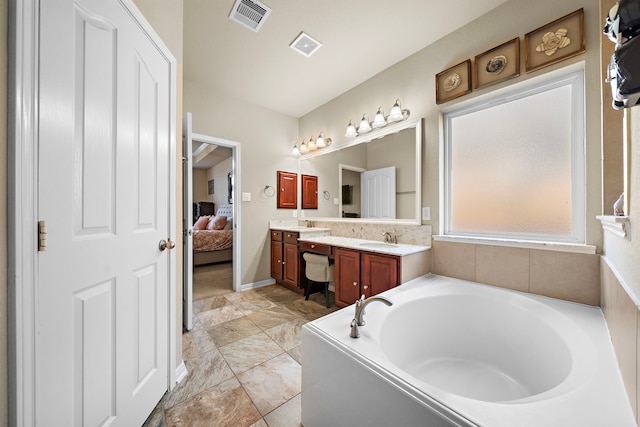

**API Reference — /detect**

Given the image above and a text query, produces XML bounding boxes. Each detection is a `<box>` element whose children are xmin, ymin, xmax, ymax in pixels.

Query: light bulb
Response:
<box><xmin>345</xmin><ymin>120</ymin><xmax>358</xmax><ymax>137</ymax></box>
<box><xmin>372</xmin><ymin>107</ymin><xmax>387</xmax><ymax>128</ymax></box>
<box><xmin>388</xmin><ymin>99</ymin><xmax>404</xmax><ymax>122</ymax></box>
<box><xmin>358</xmin><ymin>114</ymin><xmax>371</xmax><ymax>134</ymax></box>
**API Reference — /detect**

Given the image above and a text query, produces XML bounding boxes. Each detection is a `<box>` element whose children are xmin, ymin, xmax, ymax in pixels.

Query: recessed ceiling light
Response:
<box><xmin>290</xmin><ymin>32</ymin><xmax>322</xmax><ymax>58</ymax></box>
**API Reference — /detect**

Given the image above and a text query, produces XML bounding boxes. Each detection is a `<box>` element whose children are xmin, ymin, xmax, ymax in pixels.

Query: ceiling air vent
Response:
<box><xmin>290</xmin><ymin>32</ymin><xmax>322</xmax><ymax>58</ymax></box>
<box><xmin>229</xmin><ymin>0</ymin><xmax>271</xmax><ymax>32</ymax></box>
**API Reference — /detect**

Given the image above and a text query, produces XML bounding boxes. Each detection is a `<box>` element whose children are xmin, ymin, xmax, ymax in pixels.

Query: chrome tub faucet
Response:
<box><xmin>350</xmin><ymin>294</ymin><xmax>393</xmax><ymax>338</ymax></box>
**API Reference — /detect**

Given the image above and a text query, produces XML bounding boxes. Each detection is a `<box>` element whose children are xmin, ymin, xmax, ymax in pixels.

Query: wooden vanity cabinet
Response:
<box><xmin>334</xmin><ymin>247</ymin><xmax>399</xmax><ymax>308</ymax></box>
<box><xmin>277</xmin><ymin>171</ymin><xmax>298</xmax><ymax>209</ymax></box>
<box><xmin>301</xmin><ymin>174</ymin><xmax>318</xmax><ymax>209</ymax></box>
<box><xmin>270</xmin><ymin>230</ymin><xmax>303</xmax><ymax>293</ymax></box>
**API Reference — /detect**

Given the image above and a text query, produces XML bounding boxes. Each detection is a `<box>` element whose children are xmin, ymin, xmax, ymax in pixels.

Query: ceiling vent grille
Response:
<box><xmin>229</xmin><ymin>0</ymin><xmax>271</xmax><ymax>32</ymax></box>
<box><xmin>290</xmin><ymin>32</ymin><xmax>322</xmax><ymax>58</ymax></box>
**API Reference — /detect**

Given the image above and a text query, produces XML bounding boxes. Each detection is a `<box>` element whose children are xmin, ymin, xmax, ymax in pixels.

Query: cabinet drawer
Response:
<box><xmin>271</xmin><ymin>230</ymin><xmax>283</xmax><ymax>241</ymax></box>
<box><xmin>299</xmin><ymin>241</ymin><xmax>332</xmax><ymax>256</ymax></box>
<box><xmin>283</xmin><ymin>232</ymin><xmax>299</xmax><ymax>245</ymax></box>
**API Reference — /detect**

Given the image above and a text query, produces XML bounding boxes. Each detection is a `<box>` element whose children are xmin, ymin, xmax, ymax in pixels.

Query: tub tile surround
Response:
<box><xmin>601</xmin><ymin>257</ymin><xmax>640</xmax><ymax>422</ymax></box>
<box><xmin>431</xmin><ymin>240</ymin><xmax>601</xmax><ymax>306</ymax></box>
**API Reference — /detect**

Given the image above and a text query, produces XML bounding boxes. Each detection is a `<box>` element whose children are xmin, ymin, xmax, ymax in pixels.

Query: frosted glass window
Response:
<box><xmin>443</xmin><ymin>70</ymin><xmax>584</xmax><ymax>243</ymax></box>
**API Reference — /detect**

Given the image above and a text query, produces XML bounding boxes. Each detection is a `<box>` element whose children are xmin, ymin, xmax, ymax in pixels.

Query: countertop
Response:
<box><xmin>269</xmin><ymin>225</ymin><xmax>331</xmax><ymax>236</ymax></box>
<box><xmin>297</xmin><ymin>235</ymin><xmax>430</xmax><ymax>256</ymax></box>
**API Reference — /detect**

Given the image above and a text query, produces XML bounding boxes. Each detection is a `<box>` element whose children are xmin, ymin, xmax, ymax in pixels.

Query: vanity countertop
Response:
<box><xmin>297</xmin><ymin>235</ymin><xmax>430</xmax><ymax>257</ymax></box>
<box><xmin>270</xmin><ymin>226</ymin><xmax>331</xmax><ymax>237</ymax></box>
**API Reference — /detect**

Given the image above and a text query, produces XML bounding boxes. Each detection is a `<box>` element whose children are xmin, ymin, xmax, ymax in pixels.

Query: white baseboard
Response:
<box><xmin>174</xmin><ymin>360</ymin><xmax>188</xmax><ymax>388</ymax></box>
<box><xmin>241</xmin><ymin>278</ymin><xmax>276</xmax><ymax>291</ymax></box>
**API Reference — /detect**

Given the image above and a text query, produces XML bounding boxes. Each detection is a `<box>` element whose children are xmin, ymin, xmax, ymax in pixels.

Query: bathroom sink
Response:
<box><xmin>359</xmin><ymin>242</ymin><xmax>398</xmax><ymax>249</ymax></box>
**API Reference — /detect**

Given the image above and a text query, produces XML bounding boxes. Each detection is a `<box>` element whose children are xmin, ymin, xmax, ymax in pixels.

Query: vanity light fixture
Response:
<box><xmin>307</xmin><ymin>135</ymin><xmax>317</xmax><ymax>151</ymax></box>
<box><xmin>357</xmin><ymin>114</ymin><xmax>372</xmax><ymax>134</ymax></box>
<box><xmin>299</xmin><ymin>139</ymin><xmax>309</xmax><ymax>154</ymax></box>
<box><xmin>345</xmin><ymin>99</ymin><xmax>411</xmax><ymax>137</ymax></box>
<box><xmin>388</xmin><ymin>99</ymin><xmax>410</xmax><ymax>122</ymax></box>
<box><xmin>345</xmin><ymin>120</ymin><xmax>358</xmax><ymax>137</ymax></box>
<box><xmin>293</xmin><ymin>133</ymin><xmax>332</xmax><ymax>156</ymax></box>
<box><xmin>316</xmin><ymin>132</ymin><xmax>327</xmax><ymax>148</ymax></box>
<box><xmin>372</xmin><ymin>107</ymin><xmax>387</xmax><ymax>129</ymax></box>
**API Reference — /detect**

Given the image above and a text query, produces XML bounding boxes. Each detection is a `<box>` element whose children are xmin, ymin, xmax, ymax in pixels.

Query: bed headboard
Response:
<box><xmin>216</xmin><ymin>204</ymin><xmax>233</xmax><ymax>218</ymax></box>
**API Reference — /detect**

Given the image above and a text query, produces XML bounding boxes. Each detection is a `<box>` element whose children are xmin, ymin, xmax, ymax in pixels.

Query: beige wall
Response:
<box><xmin>299</xmin><ymin>0</ymin><xmax>603</xmax><ymax>249</ymax></box>
<box><xmin>209</xmin><ymin>157</ymin><xmax>232</xmax><ymax>210</ymax></box>
<box><xmin>193</xmin><ymin>169</ymin><xmax>209</xmax><ymax>203</ymax></box>
<box><xmin>184</xmin><ymin>80</ymin><xmax>299</xmax><ymax>286</ymax></box>
<box><xmin>1</xmin><ymin>0</ymin><xmax>8</xmax><ymax>425</ymax></box>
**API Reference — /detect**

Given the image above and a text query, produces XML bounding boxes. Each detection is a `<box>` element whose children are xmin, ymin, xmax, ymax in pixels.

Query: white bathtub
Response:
<box><xmin>302</xmin><ymin>274</ymin><xmax>635</xmax><ymax>427</ymax></box>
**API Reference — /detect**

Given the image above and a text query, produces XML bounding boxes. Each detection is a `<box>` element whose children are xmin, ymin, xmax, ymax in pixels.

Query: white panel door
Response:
<box><xmin>183</xmin><ymin>113</ymin><xmax>194</xmax><ymax>330</ymax></box>
<box><xmin>37</xmin><ymin>0</ymin><xmax>173</xmax><ymax>425</ymax></box>
<box><xmin>361</xmin><ymin>167</ymin><xmax>396</xmax><ymax>219</ymax></box>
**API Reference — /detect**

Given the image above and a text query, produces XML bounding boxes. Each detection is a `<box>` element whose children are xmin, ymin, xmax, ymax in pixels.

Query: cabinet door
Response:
<box><xmin>334</xmin><ymin>248</ymin><xmax>361</xmax><ymax>308</ymax></box>
<box><xmin>282</xmin><ymin>243</ymin><xmax>299</xmax><ymax>286</ymax></box>
<box><xmin>362</xmin><ymin>253</ymin><xmax>399</xmax><ymax>298</ymax></box>
<box><xmin>270</xmin><ymin>240</ymin><xmax>283</xmax><ymax>280</ymax></box>
<box><xmin>301</xmin><ymin>174</ymin><xmax>318</xmax><ymax>209</ymax></box>
<box><xmin>277</xmin><ymin>170</ymin><xmax>298</xmax><ymax>209</ymax></box>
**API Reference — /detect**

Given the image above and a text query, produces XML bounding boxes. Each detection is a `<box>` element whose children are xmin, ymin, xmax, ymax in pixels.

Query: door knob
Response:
<box><xmin>159</xmin><ymin>239</ymin><xmax>175</xmax><ymax>251</ymax></box>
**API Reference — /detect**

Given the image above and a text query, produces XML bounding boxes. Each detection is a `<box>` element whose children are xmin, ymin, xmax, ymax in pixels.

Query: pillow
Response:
<box><xmin>223</xmin><ymin>217</ymin><xmax>233</xmax><ymax>230</ymax></box>
<box><xmin>193</xmin><ymin>215</ymin><xmax>211</xmax><ymax>230</ymax></box>
<box><xmin>207</xmin><ymin>215</ymin><xmax>228</xmax><ymax>230</ymax></box>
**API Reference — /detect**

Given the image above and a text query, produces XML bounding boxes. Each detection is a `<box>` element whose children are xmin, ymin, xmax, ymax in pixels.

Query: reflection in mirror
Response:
<box><xmin>299</xmin><ymin>119</ymin><xmax>421</xmax><ymax>223</ymax></box>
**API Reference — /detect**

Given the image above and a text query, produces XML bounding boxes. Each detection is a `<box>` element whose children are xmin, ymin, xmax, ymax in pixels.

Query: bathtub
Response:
<box><xmin>301</xmin><ymin>274</ymin><xmax>635</xmax><ymax>427</ymax></box>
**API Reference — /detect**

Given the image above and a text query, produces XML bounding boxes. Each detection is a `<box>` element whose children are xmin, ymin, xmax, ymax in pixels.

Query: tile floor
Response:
<box><xmin>144</xmin><ymin>283</ymin><xmax>337</xmax><ymax>427</ymax></box>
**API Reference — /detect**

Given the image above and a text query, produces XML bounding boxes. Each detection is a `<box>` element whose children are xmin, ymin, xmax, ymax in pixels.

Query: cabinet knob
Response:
<box><xmin>353</xmin><ymin>282</ymin><xmax>358</xmax><ymax>287</ymax></box>
<box><xmin>363</xmin><ymin>285</ymin><xmax>369</xmax><ymax>290</ymax></box>
<box><xmin>311</xmin><ymin>244</ymin><xmax>316</xmax><ymax>248</ymax></box>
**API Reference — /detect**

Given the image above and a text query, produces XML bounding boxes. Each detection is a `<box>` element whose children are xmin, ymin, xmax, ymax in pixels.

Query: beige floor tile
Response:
<box><xmin>193</xmin><ymin>295</ymin><xmax>230</xmax><ymax>314</ymax></box>
<box><xmin>183</xmin><ymin>329</ymin><xmax>217</xmax><ymax>358</ymax></box>
<box><xmin>264</xmin><ymin>318</ymin><xmax>307</xmax><ymax>351</ymax></box>
<box><xmin>229</xmin><ymin>295</ymin><xmax>279</xmax><ymax>315</ymax></box>
<box><xmin>287</xmin><ymin>346</ymin><xmax>303</xmax><ymax>365</ymax></box>
<box><xmin>264</xmin><ymin>394</ymin><xmax>302</xmax><ymax>427</ymax></box>
<box><xmin>237</xmin><ymin>353</ymin><xmax>302</xmax><ymax>416</ymax></box>
<box><xmin>208</xmin><ymin>316</ymin><xmax>262</xmax><ymax>347</ymax></box>
<box><xmin>162</xmin><ymin>349</ymin><xmax>234</xmax><ymax>409</ymax></box>
<box><xmin>219</xmin><ymin>332</ymin><xmax>284</xmax><ymax>374</ymax></box>
<box><xmin>247</xmin><ymin>306</ymin><xmax>301</xmax><ymax>330</ymax></box>
<box><xmin>249</xmin><ymin>419</ymin><xmax>269</xmax><ymax>427</ymax></box>
<box><xmin>164</xmin><ymin>377</ymin><xmax>261</xmax><ymax>427</ymax></box>
<box><xmin>197</xmin><ymin>304</ymin><xmax>245</xmax><ymax>328</ymax></box>
<box><xmin>254</xmin><ymin>285</ymin><xmax>301</xmax><ymax>304</ymax></box>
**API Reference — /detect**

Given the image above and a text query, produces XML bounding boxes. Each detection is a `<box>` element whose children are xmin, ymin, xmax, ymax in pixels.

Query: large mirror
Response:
<box><xmin>298</xmin><ymin>118</ymin><xmax>422</xmax><ymax>223</ymax></box>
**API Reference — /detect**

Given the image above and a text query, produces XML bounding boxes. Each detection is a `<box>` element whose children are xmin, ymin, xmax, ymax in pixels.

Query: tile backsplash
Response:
<box><xmin>308</xmin><ymin>221</ymin><xmax>432</xmax><ymax>246</ymax></box>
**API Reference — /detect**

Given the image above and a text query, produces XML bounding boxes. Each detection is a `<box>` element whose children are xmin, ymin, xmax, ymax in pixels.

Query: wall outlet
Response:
<box><xmin>334</xmin><ymin>198</ymin><xmax>340</xmax><ymax>205</ymax></box>
<box><xmin>292</xmin><ymin>210</ymin><xmax>297</xmax><ymax>218</ymax></box>
<box><xmin>242</xmin><ymin>192</ymin><xmax>251</xmax><ymax>202</ymax></box>
<box><xmin>300</xmin><ymin>210</ymin><xmax>305</xmax><ymax>218</ymax></box>
<box><xmin>422</xmin><ymin>207</ymin><xmax>431</xmax><ymax>221</ymax></box>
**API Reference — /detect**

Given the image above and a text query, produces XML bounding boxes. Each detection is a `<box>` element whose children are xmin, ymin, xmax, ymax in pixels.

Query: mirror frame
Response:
<box><xmin>298</xmin><ymin>117</ymin><xmax>422</xmax><ymax>224</ymax></box>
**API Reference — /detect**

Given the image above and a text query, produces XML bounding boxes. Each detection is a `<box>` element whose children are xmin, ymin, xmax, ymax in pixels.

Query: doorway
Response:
<box><xmin>183</xmin><ymin>113</ymin><xmax>241</xmax><ymax>330</ymax></box>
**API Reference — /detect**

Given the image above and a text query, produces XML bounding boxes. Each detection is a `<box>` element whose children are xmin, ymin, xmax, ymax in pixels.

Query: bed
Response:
<box><xmin>192</xmin><ymin>204</ymin><xmax>233</xmax><ymax>266</ymax></box>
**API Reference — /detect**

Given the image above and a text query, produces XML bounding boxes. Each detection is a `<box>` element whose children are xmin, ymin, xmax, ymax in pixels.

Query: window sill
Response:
<box><xmin>596</xmin><ymin>215</ymin><xmax>629</xmax><ymax>238</ymax></box>
<box><xmin>433</xmin><ymin>235</ymin><xmax>597</xmax><ymax>254</ymax></box>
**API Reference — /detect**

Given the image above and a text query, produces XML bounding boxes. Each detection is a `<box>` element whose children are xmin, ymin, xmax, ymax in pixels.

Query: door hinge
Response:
<box><xmin>38</xmin><ymin>220</ymin><xmax>47</xmax><ymax>251</ymax></box>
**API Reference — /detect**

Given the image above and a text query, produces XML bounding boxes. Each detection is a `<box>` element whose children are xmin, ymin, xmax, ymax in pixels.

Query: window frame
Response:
<box><xmin>440</xmin><ymin>67</ymin><xmax>586</xmax><ymax>244</ymax></box>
